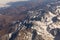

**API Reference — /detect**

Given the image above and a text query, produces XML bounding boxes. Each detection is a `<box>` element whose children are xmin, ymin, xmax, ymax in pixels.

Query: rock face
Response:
<box><xmin>14</xmin><ymin>29</ymin><xmax>44</xmax><ymax>40</ymax></box>
<box><xmin>0</xmin><ymin>0</ymin><xmax>60</xmax><ymax>40</ymax></box>
<box><xmin>10</xmin><ymin>3</ymin><xmax>60</xmax><ymax>40</ymax></box>
<box><xmin>30</xmin><ymin>6</ymin><xmax>60</xmax><ymax>40</ymax></box>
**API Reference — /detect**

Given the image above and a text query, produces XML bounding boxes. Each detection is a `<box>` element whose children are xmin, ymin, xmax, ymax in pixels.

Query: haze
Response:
<box><xmin>0</xmin><ymin>0</ymin><xmax>29</xmax><ymax>7</ymax></box>
<box><xmin>0</xmin><ymin>0</ymin><xmax>28</xmax><ymax>4</ymax></box>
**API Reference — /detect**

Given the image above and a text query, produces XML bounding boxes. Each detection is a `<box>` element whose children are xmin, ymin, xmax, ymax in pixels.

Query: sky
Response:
<box><xmin>0</xmin><ymin>0</ymin><xmax>29</xmax><ymax>7</ymax></box>
<box><xmin>0</xmin><ymin>0</ymin><xmax>29</xmax><ymax>4</ymax></box>
<box><xmin>0</xmin><ymin>0</ymin><xmax>48</xmax><ymax>7</ymax></box>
